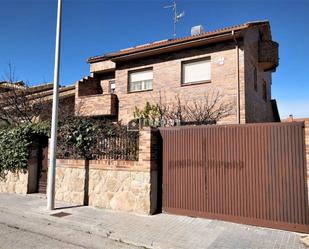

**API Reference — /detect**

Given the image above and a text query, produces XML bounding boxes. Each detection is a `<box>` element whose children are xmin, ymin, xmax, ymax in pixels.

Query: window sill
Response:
<box><xmin>181</xmin><ymin>80</ymin><xmax>211</xmax><ymax>87</ymax></box>
<box><xmin>127</xmin><ymin>89</ymin><xmax>153</xmax><ymax>94</ymax></box>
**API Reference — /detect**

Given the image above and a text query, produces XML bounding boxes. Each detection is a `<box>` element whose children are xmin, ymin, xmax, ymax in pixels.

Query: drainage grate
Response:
<box><xmin>51</xmin><ymin>212</ymin><xmax>71</xmax><ymax>218</ymax></box>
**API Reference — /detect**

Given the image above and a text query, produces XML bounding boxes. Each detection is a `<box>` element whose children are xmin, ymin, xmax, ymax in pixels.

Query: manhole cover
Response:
<box><xmin>51</xmin><ymin>212</ymin><xmax>71</xmax><ymax>218</ymax></box>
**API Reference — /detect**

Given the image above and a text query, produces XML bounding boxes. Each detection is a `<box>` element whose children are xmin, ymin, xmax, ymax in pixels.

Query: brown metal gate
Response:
<box><xmin>159</xmin><ymin>122</ymin><xmax>309</xmax><ymax>233</ymax></box>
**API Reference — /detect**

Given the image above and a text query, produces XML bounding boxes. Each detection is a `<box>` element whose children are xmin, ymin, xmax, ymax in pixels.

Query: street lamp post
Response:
<box><xmin>47</xmin><ymin>0</ymin><xmax>62</xmax><ymax>210</ymax></box>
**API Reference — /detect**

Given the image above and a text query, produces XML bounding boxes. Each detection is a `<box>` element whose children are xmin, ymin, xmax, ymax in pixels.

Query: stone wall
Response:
<box><xmin>55</xmin><ymin>160</ymin><xmax>86</xmax><ymax>204</ymax></box>
<box><xmin>0</xmin><ymin>147</ymin><xmax>39</xmax><ymax>195</ymax></box>
<box><xmin>0</xmin><ymin>171</ymin><xmax>28</xmax><ymax>194</ymax></box>
<box><xmin>53</xmin><ymin>128</ymin><xmax>159</xmax><ymax>214</ymax></box>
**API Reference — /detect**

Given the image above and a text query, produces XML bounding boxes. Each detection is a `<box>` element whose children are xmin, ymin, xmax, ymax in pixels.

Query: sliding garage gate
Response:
<box><xmin>159</xmin><ymin>122</ymin><xmax>309</xmax><ymax>232</ymax></box>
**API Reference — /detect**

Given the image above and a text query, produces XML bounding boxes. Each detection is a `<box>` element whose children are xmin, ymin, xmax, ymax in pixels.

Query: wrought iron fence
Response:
<box><xmin>57</xmin><ymin>130</ymin><xmax>139</xmax><ymax>161</ymax></box>
<box><xmin>93</xmin><ymin>131</ymin><xmax>139</xmax><ymax>160</ymax></box>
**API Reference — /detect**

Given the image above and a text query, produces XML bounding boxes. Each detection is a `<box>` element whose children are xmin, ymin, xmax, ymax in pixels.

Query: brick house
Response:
<box><xmin>0</xmin><ymin>81</ymin><xmax>75</xmax><ymax>124</ymax></box>
<box><xmin>75</xmin><ymin>20</ymin><xmax>280</xmax><ymax>124</ymax></box>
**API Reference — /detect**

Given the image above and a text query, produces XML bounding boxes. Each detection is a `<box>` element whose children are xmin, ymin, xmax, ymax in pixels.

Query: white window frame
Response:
<box><xmin>128</xmin><ymin>68</ymin><xmax>153</xmax><ymax>93</ymax></box>
<box><xmin>182</xmin><ymin>57</ymin><xmax>211</xmax><ymax>85</ymax></box>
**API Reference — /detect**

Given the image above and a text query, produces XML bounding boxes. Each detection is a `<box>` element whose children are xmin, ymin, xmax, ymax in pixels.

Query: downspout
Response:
<box><xmin>232</xmin><ymin>30</ymin><xmax>241</xmax><ymax>124</ymax></box>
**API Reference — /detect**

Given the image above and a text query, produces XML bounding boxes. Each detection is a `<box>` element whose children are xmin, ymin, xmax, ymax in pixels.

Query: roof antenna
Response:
<box><xmin>164</xmin><ymin>0</ymin><xmax>185</xmax><ymax>39</ymax></box>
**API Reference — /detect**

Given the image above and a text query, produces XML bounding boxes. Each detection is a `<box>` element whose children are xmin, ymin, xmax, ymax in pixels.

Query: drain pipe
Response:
<box><xmin>232</xmin><ymin>30</ymin><xmax>241</xmax><ymax>124</ymax></box>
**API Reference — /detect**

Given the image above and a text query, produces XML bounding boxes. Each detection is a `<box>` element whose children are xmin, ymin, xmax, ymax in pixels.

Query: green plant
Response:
<box><xmin>56</xmin><ymin>117</ymin><xmax>138</xmax><ymax>160</ymax></box>
<box><xmin>57</xmin><ymin>117</ymin><xmax>101</xmax><ymax>159</ymax></box>
<box><xmin>133</xmin><ymin>102</ymin><xmax>161</xmax><ymax>126</ymax></box>
<box><xmin>0</xmin><ymin>122</ymin><xmax>50</xmax><ymax>178</ymax></box>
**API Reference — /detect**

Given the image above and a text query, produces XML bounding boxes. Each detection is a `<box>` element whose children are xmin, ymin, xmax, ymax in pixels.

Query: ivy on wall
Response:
<box><xmin>0</xmin><ymin>122</ymin><xmax>50</xmax><ymax>178</ymax></box>
<box><xmin>0</xmin><ymin>117</ymin><xmax>139</xmax><ymax>178</ymax></box>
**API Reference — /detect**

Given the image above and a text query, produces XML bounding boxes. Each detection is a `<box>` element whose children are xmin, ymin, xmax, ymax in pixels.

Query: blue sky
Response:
<box><xmin>0</xmin><ymin>0</ymin><xmax>308</xmax><ymax>118</ymax></box>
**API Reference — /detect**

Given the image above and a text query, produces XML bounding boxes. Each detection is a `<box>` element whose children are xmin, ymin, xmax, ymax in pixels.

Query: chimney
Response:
<box><xmin>191</xmin><ymin>25</ymin><xmax>204</xmax><ymax>36</ymax></box>
<box><xmin>288</xmin><ymin>114</ymin><xmax>294</xmax><ymax>122</ymax></box>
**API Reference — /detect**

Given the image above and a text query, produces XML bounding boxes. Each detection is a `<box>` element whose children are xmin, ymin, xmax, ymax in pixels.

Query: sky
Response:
<box><xmin>0</xmin><ymin>0</ymin><xmax>308</xmax><ymax>118</ymax></box>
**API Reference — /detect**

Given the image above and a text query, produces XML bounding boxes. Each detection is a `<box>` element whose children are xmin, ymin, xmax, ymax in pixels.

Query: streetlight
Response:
<box><xmin>47</xmin><ymin>0</ymin><xmax>62</xmax><ymax>210</ymax></box>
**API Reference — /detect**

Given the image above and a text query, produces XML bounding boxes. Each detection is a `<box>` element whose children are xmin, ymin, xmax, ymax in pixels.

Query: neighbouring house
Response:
<box><xmin>0</xmin><ymin>81</ymin><xmax>25</xmax><ymax>93</ymax></box>
<box><xmin>0</xmin><ymin>81</ymin><xmax>75</xmax><ymax>124</ymax></box>
<box><xmin>75</xmin><ymin>20</ymin><xmax>280</xmax><ymax>124</ymax></box>
<box><xmin>0</xmin><ymin>81</ymin><xmax>75</xmax><ymax>194</ymax></box>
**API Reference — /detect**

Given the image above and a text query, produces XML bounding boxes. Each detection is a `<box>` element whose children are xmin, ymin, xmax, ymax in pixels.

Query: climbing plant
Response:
<box><xmin>0</xmin><ymin>122</ymin><xmax>50</xmax><ymax>178</ymax></box>
<box><xmin>57</xmin><ymin>117</ymin><xmax>139</xmax><ymax>160</ymax></box>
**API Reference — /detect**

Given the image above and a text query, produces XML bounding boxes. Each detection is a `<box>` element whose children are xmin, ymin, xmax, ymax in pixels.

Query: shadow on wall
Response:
<box><xmin>83</xmin><ymin>160</ymin><xmax>89</xmax><ymax>206</ymax></box>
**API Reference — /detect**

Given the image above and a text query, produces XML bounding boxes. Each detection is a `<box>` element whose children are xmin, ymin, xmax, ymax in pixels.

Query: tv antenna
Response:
<box><xmin>164</xmin><ymin>0</ymin><xmax>185</xmax><ymax>38</ymax></box>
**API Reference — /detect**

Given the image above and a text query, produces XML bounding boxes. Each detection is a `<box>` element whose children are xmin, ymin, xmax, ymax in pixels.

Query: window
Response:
<box><xmin>263</xmin><ymin>80</ymin><xmax>267</xmax><ymax>101</ymax></box>
<box><xmin>109</xmin><ymin>80</ymin><xmax>115</xmax><ymax>93</ymax></box>
<box><xmin>128</xmin><ymin>69</ymin><xmax>153</xmax><ymax>92</ymax></box>
<box><xmin>182</xmin><ymin>58</ymin><xmax>211</xmax><ymax>85</ymax></box>
<box><xmin>254</xmin><ymin>67</ymin><xmax>257</xmax><ymax>91</ymax></box>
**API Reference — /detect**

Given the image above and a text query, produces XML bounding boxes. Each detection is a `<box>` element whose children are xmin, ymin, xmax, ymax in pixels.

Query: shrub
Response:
<box><xmin>57</xmin><ymin>117</ymin><xmax>139</xmax><ymax>160</ymax></box>
<box><xmin>0</xmin><ymin>122</ymin><xmax>50</xmax><ymax>178</ymax></box>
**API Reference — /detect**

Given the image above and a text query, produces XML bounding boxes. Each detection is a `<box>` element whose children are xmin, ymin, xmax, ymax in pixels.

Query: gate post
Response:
<box><xmin>139</xmin><ymin>127</ymin><xmax>159</xmax><ymax>214</ymax></box>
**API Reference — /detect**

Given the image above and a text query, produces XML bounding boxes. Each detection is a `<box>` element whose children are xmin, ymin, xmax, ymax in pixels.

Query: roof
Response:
<box><xmin>0</xmin><ymin>81</ymin><xmax>26</xmax><ymax>91</ymax></box>
<box><xmin>88</xmin><ymin>20</ymin><xmax>270</xmax><ymax>63</ymax></box>
<box><xmin>0</xmin><ymin>83</ymin><xmax>75</xmax><ymax>105</ymax></box>
<box><xmin>282</xmin><ymin>116</ymin><xmax>309</xmax><ymax>124</ymax></box>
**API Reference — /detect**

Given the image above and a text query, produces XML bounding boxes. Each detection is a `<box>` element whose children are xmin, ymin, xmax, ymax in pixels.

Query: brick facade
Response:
<box><xmin>115</xmin><ymin>42</ymin><xmax>242</xmax><ymax>124</ymax></box>
<box><xmin>243</xmin><ymin>27</ymin><xmax>276</xmax><ymax>123</ymax></box>
<box><xmin>77</xmin><ymin>22</ymin><xmax>279</xmax><ymax>125</ymax></box>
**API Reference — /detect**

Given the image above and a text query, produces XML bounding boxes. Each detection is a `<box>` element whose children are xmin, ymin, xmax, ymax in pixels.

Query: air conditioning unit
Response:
<box><xmin>191</xmin><ymin>25</ymin><xmax>204</xmax><ymax>36</ymax></box>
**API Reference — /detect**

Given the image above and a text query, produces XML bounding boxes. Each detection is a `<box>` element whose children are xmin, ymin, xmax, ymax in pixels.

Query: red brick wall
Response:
<box><xmin>115</xmin><ymin>42</ymin><xmax>243</xmax><ymax>124</ymax></box>
<box><xmin>243</xmin><ymin>27</ymin><xmax>276</xmax><ymax>123</ymax></box>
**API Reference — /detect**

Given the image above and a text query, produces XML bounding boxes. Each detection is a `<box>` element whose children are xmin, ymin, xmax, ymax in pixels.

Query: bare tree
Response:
<box><xmin>183</xmin><ymin>91</ymin><xmax>234</xmax><ymax>124</ymax></box>
<box><xmin>0</xmin><ymin>64</ymin><xmax>52</xmax><ymax>125</ymax></box>
<box><xmin>134</xmin><ymin>90</ymin><xmax>235</xmax><ymax>127</ymax></box>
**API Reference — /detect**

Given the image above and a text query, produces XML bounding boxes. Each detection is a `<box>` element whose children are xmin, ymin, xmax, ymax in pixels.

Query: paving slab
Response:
<box><xmin>0</xmin><ymin>193</ymin><xmax>307</xmax><ymax>249</ymax></box>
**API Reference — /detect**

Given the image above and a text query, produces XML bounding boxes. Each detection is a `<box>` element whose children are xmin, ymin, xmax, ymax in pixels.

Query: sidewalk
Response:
<box><xmin>0</xmin><ymin>193</ymin><xmax>307</xmax><ymax>249</ymax></box>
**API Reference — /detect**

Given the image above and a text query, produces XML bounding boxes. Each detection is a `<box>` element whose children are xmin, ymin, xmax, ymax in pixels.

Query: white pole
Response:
<box><xmin>47</xmin><ymin>0</ymin><xmax>62</xmax><ymax>210</ymax></box>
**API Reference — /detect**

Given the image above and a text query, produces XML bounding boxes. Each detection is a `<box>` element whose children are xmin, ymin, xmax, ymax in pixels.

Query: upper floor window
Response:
<box><xmin>182</xmin><ymin>58</ymin><xmax>211</xmax><ymax>85</ymax></box>
<box><xmin>128</xmin><ymin>69</ymin><xmax>153</xmax><ymax>92</ymax></box>
<box><xmin>263</xmin><ymin>80</ymin><xmax>267</xmax><ymax>101</ymax></box>
<box><xmin>254</xmin><ymin>67</ymin><xmax>257</xmax><ymax>91</ymax></box>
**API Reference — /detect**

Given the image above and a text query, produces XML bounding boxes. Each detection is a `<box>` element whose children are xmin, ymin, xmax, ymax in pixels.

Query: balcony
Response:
<box><xmin>76</xmin><ymin>93</ymin><xmax>118</xmax><ymax>117</ymax></box>
<box><xmin>258</xmin><ymin>40</ymin><xmax>279</xmax><ymax>71</ymax></box>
